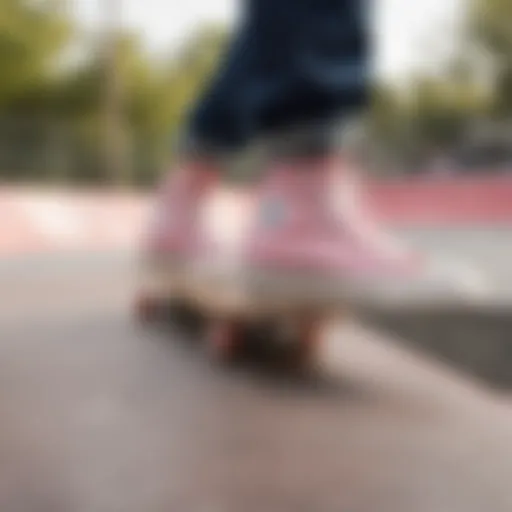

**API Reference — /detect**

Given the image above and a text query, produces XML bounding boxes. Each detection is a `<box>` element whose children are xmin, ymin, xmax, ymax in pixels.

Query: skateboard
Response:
<box><xmin>135</xmin><ymin>263</ymin><xmax>331</xmax><ymax>369</ymax></box>
<box><xmin>173</xmin><ymin>260</ymin><xmax>352</xmax><ymax>369</ymax></box>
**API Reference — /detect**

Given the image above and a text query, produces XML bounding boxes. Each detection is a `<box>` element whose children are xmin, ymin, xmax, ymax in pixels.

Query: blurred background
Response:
<box><xmin>1</xmin><ymin>0</ymin><xmax>511</xmax><ymax>188</ymax></box>
<box><xmin>2</xmin><ymin>3</ymin><xmax>512</xmax><ymax>511</ymax></box>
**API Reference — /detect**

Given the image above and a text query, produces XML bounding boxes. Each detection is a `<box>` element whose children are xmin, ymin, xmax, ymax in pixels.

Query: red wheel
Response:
<box><xmin>207</xmin><ymin>319</ymin><xmax>245</xmax><ymax>364</ymax></box>
<box><xmin>133</xmin><ymin>294</ymin><xmax>162</xmax><ymax>325</ymax></box>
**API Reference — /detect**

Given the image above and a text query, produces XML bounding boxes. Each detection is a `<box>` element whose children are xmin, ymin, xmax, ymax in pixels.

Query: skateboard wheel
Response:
<box><xmin>133</xmin><ymin>294</ymin><xmax>163</xmax><ymax>324</ymax></box>
<box><xmin>207</xmin><ymin>319</ymin><xmax>245</xmax><ymax>364</ymax></box>
<box><xmin>292</xmin><ymin>319</ymin><xmax>322</xmax><ymax>371</ymax></box>
<box><xmin>170</xmin><ymin>301</ymin><xmax>206</xmax><ymax>337</ymax></box>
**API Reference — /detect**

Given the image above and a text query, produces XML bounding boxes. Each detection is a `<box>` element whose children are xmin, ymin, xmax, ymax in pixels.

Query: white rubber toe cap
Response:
<box><xmin>427</xmin><ymin>255</ymin><xmax>491</xmax><ymax>300</ymax></box>
<box><xmin>365</xmin><ymin>255</ymin><xmax>492</xmax><ymax>307</ymax></box>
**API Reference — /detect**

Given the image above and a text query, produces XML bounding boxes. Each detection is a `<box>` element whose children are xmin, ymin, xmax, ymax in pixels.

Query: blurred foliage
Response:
<box><xmin>48</xmin><ymin>30</ymin><xmax>227</xmax><ymax>184</ymax></box>
<box><xmin>0</xmin><ymin>0</ymin><xmax>70</xmax><ymax>107</ymax></box>
<box><xmin>0</xmin><ymin>0</ymin><xmax>510</xmax><ymax>185</ymax></box>
<box><xmin>0</xmin><ymin>8</ymin><xmax>227</xmax><ymax>185</ymax></box>
<box><xmin>367</xmin><ymin>0</ymin><xmax>512</xmax><ymax>173</ymax></box>
<box><xmin>469</xmin><ymin>0</ymin><xmax>512</xmax><ymax>117</ymax></box>
<box><xmin>368</xmin><ymin>76</ymin><xmax>491</xmax><ymax>173</ymax></box>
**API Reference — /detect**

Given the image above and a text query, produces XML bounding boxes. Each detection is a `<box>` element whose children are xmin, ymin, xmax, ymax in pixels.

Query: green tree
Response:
<box><xmin>0</xmin><ymin>0</ymin><xmax>70</xmax><ymax>107</ymax></box>
<box><xmin>47</xmin><ymin>25</ymin><xmax>228</xmax><ymax>185</ymax></box>
<box><xmin>470</xmin><ymin>0</ymin><xmax>512</xmax><ymax>116</ymax></box>
<box><xmin>0</xmin><ymin>17</ymin><xmax>229</xmax><ymax>186</ymax></box>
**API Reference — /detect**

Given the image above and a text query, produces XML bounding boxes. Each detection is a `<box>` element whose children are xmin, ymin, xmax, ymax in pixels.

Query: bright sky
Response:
<box><xmin>74</xmin><ymin>0</ymin><xmax>465</xmax><ymax>81</ymax></box>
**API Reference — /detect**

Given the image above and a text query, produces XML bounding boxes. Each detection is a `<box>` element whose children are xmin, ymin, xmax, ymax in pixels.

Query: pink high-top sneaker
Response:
<box><xmin>136</xmin><ymin>158</ymin><xmax>218</xmax><ymax>321</ymax></box>
<box><xmin>144</xmin><ymin>161</ymin><xmax>218</xmax><ymax>261</ymax></box>
<box><xmin>241</xmin><ymin>155</ymin><xmax>486</xmax><ymax>306</ymax></box>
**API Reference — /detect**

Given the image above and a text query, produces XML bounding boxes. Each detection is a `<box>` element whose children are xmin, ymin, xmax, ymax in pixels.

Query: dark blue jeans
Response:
<box><xmin>187</xmin><ymin>0</ymin><xmax>369</xmax><ymax>152</ymax></box>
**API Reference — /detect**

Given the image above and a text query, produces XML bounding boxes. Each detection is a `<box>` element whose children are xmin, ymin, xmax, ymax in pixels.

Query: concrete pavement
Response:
<box><xmin>1</xmin><ymin>237</ymin><xmax>512</xmax><ymax>511</ymax></box>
